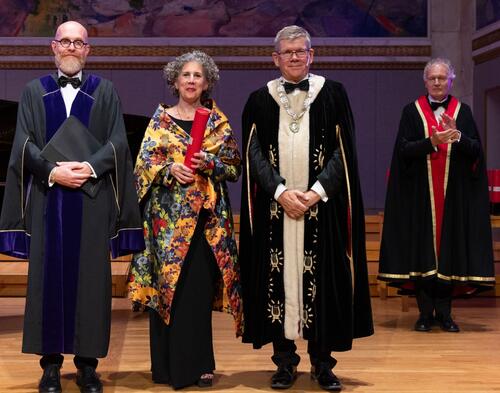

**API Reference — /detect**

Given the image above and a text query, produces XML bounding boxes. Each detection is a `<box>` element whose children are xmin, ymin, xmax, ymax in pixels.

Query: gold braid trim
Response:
<box><xmin>378</xmin><ymin>270</ymin><xmax>495</xmax><ymax>283</ymax></box>
<box><xmin>245</xmin><ymin>123</ymin><xmax>256</xmax><ymax>235</ymax></box>
<box><xmin>336</xmin><ymin>124</ymin><xmax>355</xmax><ymax>293</ymax></box>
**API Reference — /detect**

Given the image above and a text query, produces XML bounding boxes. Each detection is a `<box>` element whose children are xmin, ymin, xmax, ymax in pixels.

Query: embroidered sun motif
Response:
<box><xmin>268</xmin><ymin>275</ymin><xmax>275</xmax><ymax>294</ymax></box>
<box><xmin>302</xmin><ymin>305</ymin><xmax>314</xmax><ymax>328</ymax></box>
<box><xmin>269</xmin><ymin>145</ymin><xmax>278</xmax><ymax>168</ymax></box>
<box><xmin>307</xmin><ymin>281</ymin><xmax>317</xmax><ymax>301</ymax></box>
<box><xmin>268</xmin><ymin>299</ymin><xmax>284</xmax><ymax>324</ymax></box>
<box><xmin>313</xmin><ymin>144</ymin><xmax>325</xmax><ymax>170</ymax></box>
<box><xmin>308</xmin><ymin>204</ymin><xmax>319</xmax><ymax>220</ymax></box>
<box><xmin>270</xmin><ymin>201</ymin><xmax>281</xmax><ymax>220</ymax></box>
<box><xmin>270</xmin><ymin>249</ymin><xmax>284</xmax><ymax>272</ymax></box>
<box><xmin>303</xmin><ymin>251</ymin><xmax>316</xmax><ymax>274</ymax></box>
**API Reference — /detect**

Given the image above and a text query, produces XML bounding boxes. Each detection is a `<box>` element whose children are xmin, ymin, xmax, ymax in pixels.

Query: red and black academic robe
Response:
<box><xmin>239</xmin><ymin>79</ymin><xmax>373</xmax><ymax>352</ymax></box>
<box><xmin>378</xmin><ymin>96</ymin><xmax>495</xmax><ymax>295</ymax></box>
<box><xmin>0</xmin><ymin>74</ymin><xmax>144</xmax><ymax>357</ymax></box>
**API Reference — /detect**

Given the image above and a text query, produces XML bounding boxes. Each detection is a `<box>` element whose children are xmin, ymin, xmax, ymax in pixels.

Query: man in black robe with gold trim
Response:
<box><xmin>378</xmin><ymin>58</ymin><xmax>495</xmax><ymax>333</ymax></box>
<box><xmin>0</xmin><ymin>21</ymin><xmax>144</xmax><ymax>393</ymax></box>
<box><xmin>239</xmin><ymin>25</ymin><xmax>373</xmax><ymax>391</ymax></box>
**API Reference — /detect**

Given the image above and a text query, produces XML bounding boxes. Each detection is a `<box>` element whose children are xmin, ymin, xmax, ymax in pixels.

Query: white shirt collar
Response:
<box><xmin>428</xmin><ymin>94</ymin><xmax>448</xmax><ymax>104</ymax></box>
<box><xmin>282</xmin><ymin>74</ymin><xmax>309</xmax><ymax>84</ymax></box>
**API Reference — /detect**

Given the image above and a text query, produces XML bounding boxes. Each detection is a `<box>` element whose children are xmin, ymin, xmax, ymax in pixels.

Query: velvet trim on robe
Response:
<box><xmin>40</xmin><ymin>74</ymin><xmax>98</xmax><ymax>353</ymax></box>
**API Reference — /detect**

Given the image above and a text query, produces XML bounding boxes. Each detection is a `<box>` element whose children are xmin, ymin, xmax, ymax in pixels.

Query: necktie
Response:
<box><xmin>283</xmin><ymin>79</ymin><xmax>309</xmax><ymax>94</ymax></box>
<box><xmin>58</xmin><ymin>75</ymin><xmax>82</xmax><ymax>89</ymax></box>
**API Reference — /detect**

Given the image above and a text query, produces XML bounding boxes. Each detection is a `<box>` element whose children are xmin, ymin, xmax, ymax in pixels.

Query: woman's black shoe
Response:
<box><xmin>197</xmin><ymin>372</ymin><xmax>214</xmax><ymax>388</ymax></box>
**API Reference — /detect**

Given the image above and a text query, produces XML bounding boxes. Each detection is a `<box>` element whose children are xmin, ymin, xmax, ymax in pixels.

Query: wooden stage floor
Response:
<box><xmin>1</xmin><ymin>297</ymin><xmax>499</xmax><ymax>392</ymax></box>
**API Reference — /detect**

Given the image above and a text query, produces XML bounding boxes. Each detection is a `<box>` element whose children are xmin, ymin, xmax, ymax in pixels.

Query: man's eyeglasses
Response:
<box><xmin>277</xmin><ymin>49</ymin><xmax>310</xmax><ymax>60</ymax></box>
<box><xmin>55</xmin><ymin>38</ymin><xmax>88</xmax><ymax>49</ymax></box>
<box><xmin>426</xmin><ymin>76</ymin><xmax>449</xmax><ymax>83</ymax></box>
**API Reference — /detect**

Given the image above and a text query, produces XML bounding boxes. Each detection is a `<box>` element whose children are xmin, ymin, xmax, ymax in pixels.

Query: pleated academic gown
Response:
<box><xmin>0</xmin><ymin>73</ymin><xmax>144</xmax><ymax>357</ymax></box>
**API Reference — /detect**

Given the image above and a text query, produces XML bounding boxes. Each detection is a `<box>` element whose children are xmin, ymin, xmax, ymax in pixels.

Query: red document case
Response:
<box><xmin>184</xmin><ymin>107</ymin><xmax>210</xmax><ymax>169</ymax></box>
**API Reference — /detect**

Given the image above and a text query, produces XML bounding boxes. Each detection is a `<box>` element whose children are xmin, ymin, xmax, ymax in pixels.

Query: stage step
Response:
<box><xmin>1</xmin><ymin>215</ymin><xmax>499</xmax><ymax>297</ymax></box>
<box><xmin>0</xmin><ymin>256</ymin><xmax>131</xmax><ymax>297</ymax></box>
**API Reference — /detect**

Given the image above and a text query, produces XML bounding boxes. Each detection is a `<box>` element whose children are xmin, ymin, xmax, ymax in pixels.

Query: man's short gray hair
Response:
<box><xmin>423</xmin><ymin>58</ymin><xmax>456</xmax><ymax>81</ymax></box>
<box><xmin>163</xmin><ymin>50</ymin><xmax>220</xmax><ymax>99</ymax></box>
<box><xmin>274</xmin><ymin>25</ymin><xmax>311</xmax><ymax>52</ymax></box>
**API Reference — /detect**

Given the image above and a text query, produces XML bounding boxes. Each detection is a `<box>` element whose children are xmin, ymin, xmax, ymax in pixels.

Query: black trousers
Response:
<box><xmin>415</xmin><ymin>279</ymin><xmax>453</xmax><ymax>319</ymax></box>
<box><xmin>40</xmin><ymin>354</ymin><xmax>98</xmax><ymax>369</ymax></box>
<box><xmin>149</xmin><ymin>210</ymin><xmax>220</xmax><ymax>389</ymax></box>
<box><xmin>272</xmin><ymin>337</ymin><xmax>337</xmax><ymax>369</ymax></box>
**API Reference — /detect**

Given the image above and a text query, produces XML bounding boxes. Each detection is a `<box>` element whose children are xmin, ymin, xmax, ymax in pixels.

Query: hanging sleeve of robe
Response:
<box><xmin>239</xmin><ymin>77</ymin><xmax>373</xmax><ymax>352</ymax></box>
<box><xmin>0</xmin><ymin>73</ymin><xmax>144</xmax><ymax>357</ymax></box>
<box><xmin>378</xmin><ymin>96</ymin><xmax>495</xmax><ymax>295</ymax></box>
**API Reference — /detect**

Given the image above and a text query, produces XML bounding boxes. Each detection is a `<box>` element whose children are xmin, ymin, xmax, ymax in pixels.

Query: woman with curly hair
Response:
<box><xmin>128</xmin><ymin>50</ymin><xmax>243</xmax><ymax>389</ymax></box>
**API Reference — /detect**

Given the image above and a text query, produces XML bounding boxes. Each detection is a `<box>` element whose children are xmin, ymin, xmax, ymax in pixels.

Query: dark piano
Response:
<box><xmin>0</xmin><ymin>99</ymin><xmax>150</xmax><ymax>209</ymax></box>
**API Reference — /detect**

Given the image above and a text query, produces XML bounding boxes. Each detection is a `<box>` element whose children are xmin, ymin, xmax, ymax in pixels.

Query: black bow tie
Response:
<box><xmin>283</xmin><ymin>79</ymin><xmax>309</xmax><ymax>94</ymax></box>
<box><xmin>429</xmin><ymin>96</ymin><xmax>450</xmax><ymax>111</ymax></box>
<box><xmin>58</xmin><ymin>75</ymin><xmax>82</xmax><ymax>89</ymax></box>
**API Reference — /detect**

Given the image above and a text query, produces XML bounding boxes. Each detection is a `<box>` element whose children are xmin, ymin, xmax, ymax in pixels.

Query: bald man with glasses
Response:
<box><xmin>0</xmin><ymin>21</ymin><xmax>144</xmax><ymax>393</ymax></box>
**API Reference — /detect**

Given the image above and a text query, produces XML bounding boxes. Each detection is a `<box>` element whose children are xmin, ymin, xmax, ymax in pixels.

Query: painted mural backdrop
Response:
<box><xmin>1</xmin><ymin>0</ymin><xmax>427</xmax><ymax>37</ymax></box>
<box><xmin>477</xmin><ymin>0</ymin><xmax>500</xmax><ymax>30</ymax></box>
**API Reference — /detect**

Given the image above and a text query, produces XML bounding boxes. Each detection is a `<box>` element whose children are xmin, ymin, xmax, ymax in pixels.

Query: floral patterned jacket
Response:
<box><xmin>128</xmin><ymin>99</ymin><xmax>243</xmax><ymax>335</ymax></box>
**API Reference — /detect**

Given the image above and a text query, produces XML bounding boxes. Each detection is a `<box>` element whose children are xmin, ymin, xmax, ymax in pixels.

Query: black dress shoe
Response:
<box><xmin>76</xmin><ymin>366</ymin><xmax>103</xmax><ymax>393</ymax></box>
<box><xmin>414</xmin><ymin>315</ymin><xmax>432</xmax><ymax>332</ymax></box>
<box><xmin>38</xmin><ymin>364</ymin><xmax>62</xmax><ymax>393</ymax></box>
<box><xmin>437</xmin><ymin>317</ymin><xmax>460</xmax><ymax>332</ymax></box>
<box><xmin>311</xmin><ymin>364</ymin><xmax>342</xmax><ymax>391</ymax></box>
<box><xmin>271</xmin><ymin>364</ymin><xmax>297</xmax><ymax>389</ymax></box>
